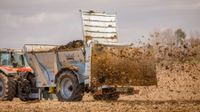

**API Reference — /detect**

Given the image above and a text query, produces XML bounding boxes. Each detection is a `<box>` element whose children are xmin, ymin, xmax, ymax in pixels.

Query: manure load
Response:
<box><xmin>91</xmin><ymin>43</ymin><xmax>157</xmax><ymax>87</ymax></box>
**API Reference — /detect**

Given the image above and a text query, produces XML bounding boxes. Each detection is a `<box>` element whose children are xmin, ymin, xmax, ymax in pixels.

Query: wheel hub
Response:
<box><xmin>60</xmin><ymin>78</ymin><xmax>73</xmax><ymax>99</ymax></box>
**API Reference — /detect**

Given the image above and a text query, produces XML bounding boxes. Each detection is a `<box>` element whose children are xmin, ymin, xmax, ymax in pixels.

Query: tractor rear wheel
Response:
<box><xmin>0</xmin><ymin>73</ymin><xmax>16</xmax><ymax>101</ymax></box>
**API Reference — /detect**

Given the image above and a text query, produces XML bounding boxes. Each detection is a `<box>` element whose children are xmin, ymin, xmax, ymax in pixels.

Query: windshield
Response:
<box><xmin>0</xmin><ymin>52</ymin><xmax>28</xmax><ymax>67</ymax></box>
<box><xmin>0</xmin><ymin>52</ymin><xmax>11</xmax><ymax>66</ymax></box>
<box><xmin>13</xmin><ymin>53</ymin><xmax>27</xmax><ymax>67</ymax></box>
<box><xmin>13</xmin><ymin>54</ymin><xmax>24</xmax><ymax>66</ymax></box>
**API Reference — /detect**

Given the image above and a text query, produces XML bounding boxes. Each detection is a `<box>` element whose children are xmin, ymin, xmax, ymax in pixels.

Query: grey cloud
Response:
<box><xmin>0</xmin><ymin>0</ymin><xmax>199</xmax><ymax>48</ymax></box>
<box><xmin>0</xmin><ymin>12</ymin><xmax>71</xmax><ymax>28</ymax></box>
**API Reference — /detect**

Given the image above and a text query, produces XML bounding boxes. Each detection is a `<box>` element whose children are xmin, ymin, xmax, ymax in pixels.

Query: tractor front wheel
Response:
<box><xmin>0</xmin><ymin>74</ymin><xmax>16</xmax><ymax>101</ymax></box>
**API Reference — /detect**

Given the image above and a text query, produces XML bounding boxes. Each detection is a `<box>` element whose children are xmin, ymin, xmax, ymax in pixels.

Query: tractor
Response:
<box><xmin>0</xmin><ymin>49</ymin><xmax>37</xmax><ymax>101</ymax></box>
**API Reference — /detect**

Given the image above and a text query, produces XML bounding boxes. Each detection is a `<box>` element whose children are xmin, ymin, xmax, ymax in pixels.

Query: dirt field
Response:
<box><xmin>0</xmin><ymin>98</ymin><xmax>200</xmax><ymax>112</ymax></box>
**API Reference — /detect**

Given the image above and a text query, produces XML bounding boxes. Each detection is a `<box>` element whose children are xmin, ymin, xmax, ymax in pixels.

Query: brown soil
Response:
<box><xmin>0</xmin><ymin>98</ymin><xmax>200</xmax><ymax>112</ymax></box>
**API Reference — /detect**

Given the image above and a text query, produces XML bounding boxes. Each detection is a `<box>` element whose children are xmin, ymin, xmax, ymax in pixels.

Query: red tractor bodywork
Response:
<box><xmin>0</xmin><ymin>66</ymin><xmax>32</xmax><ymax>74</ymax></box>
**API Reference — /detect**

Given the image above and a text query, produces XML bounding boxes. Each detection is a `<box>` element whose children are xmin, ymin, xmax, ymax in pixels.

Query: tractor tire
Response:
<box><xmin>56</xmin><ymin>72</ymin><xmax>84</xmax><ymax>101</ymax></box>
<box><xmin>93</xmin><ymin>93</ymin><xmax>119</xmax><ymax>101</ymax></box>
<box><xmin>0</xmin><ymin>74</ymin><xmax>16</xmax><ymax>101</ymax></box>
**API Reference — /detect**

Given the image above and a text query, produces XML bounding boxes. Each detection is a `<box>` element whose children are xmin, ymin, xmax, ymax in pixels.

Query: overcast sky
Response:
<box><xmin>0</xmin><ymin>0</ymin><xmax>199</xmax><ymax>48</ymax></box>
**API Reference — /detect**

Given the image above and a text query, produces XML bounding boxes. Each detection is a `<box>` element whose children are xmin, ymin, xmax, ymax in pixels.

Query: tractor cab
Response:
<box><xmin>0</xmin><ymin>49</ymin><xmax>32</xmax><ymax>75</ymax></box>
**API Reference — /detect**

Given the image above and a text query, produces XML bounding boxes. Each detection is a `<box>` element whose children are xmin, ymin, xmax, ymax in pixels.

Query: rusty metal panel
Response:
<box><xmin>81</xmin><ymin>10</ymin><xmax>118</xmax><ymax>45</ymax></box>
<box><xmin>91</xmin><ymin>44</ymin><xmax>157</xmax><ymax>87</ymax></box>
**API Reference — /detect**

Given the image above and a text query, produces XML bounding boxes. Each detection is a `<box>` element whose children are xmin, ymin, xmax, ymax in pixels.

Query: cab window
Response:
<box><xmin>0</xmin><ymin>52</ymin><xmax>11</xmax><ymax>66</ymax></box>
